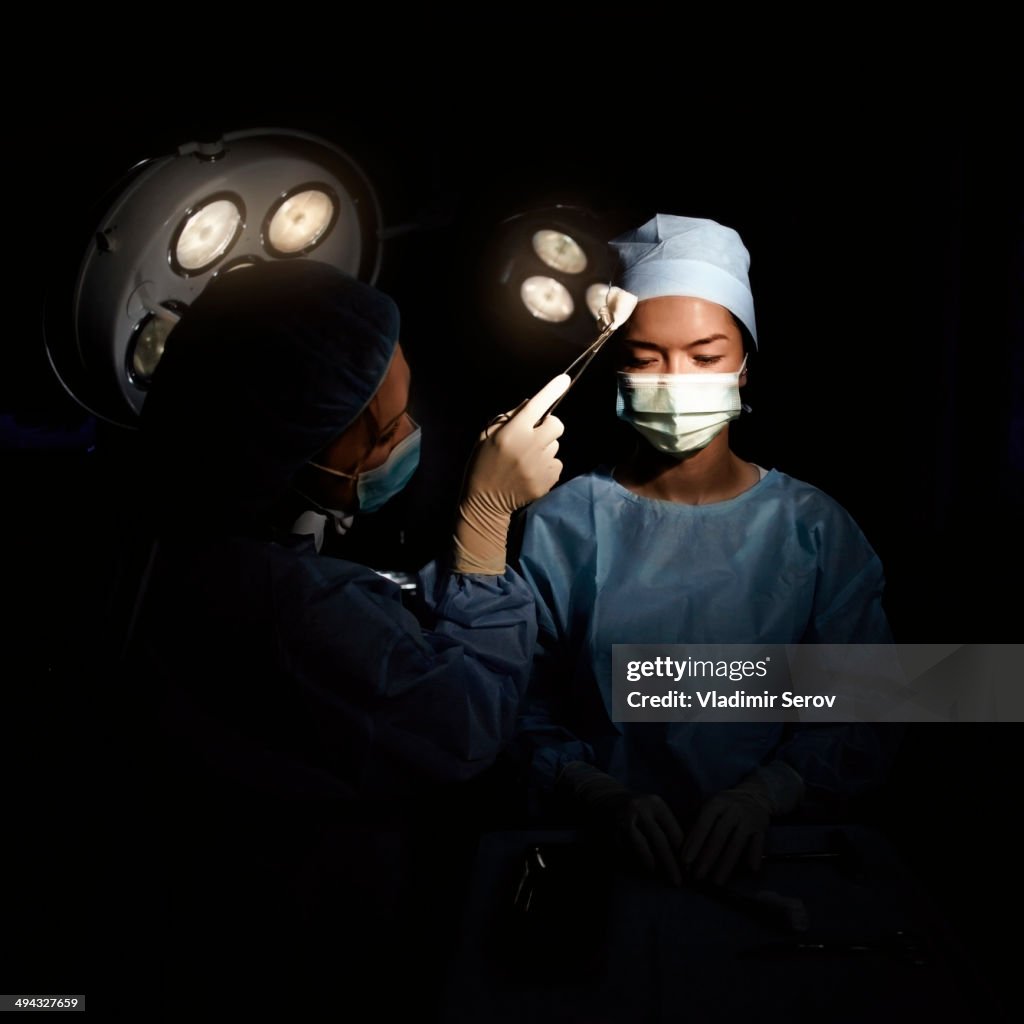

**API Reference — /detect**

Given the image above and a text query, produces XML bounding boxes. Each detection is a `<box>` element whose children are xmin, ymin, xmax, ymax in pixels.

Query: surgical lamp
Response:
<box><xmin>489</xmin><ymin>206</ymin><xmax>615</xmax><ymax>356</ymax></box>
<box><xmin>46</xmin><ymin>128</ymin><xmax>383</xmax><ymax>426</ymax></box>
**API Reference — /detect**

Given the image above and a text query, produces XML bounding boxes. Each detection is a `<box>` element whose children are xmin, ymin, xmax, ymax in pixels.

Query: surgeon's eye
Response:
<box><xmin>377</xmin><ymin>415</ymin><xmax>410</xmax><ymax>446</ymax></box>
<box><xmin>693</xmin><ymin>355</ymin><xmax>726</xmax><ymax>366</ymax></box>
<box><xmin>621</xmin><ymin>356</ymin><xmax>658</xmax><ymax>369</ymax></box>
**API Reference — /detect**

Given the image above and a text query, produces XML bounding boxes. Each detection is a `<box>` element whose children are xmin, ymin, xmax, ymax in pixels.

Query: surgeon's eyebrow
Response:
<box><xmin>623</xmin><ymin>334</ymin><xmax>730</xmax><ymax>348</ymax></box>
<box><xmin>377</xmin><ymin>406</ymin><xmax>409</xmax><ymax>437</ymax></box>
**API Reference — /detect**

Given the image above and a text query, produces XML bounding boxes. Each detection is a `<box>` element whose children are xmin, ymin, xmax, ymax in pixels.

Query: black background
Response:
<box><xmin>1</xmin><ymin>79</ymin><xmax>1020</xmax><ymax>1015</ymax></box>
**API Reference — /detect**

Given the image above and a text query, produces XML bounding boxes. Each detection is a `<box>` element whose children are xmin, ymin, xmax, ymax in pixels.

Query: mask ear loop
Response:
<box><xmin>301</xmin><ymin>440</ymin><xmax>364</xmax><ymax>520</ymax></box>
<box><xmin>306</xmin><ymin>408</ymin><xmax>385</xmax><ymax>481</ymax></box>
<box><xmin>307</xmin><ymin>461</ymin><xmax>358</xmax><ymax>480</ymax></box>
<box><xmin>738</xmin><ymin>353</ymin><xmax>752</xmax><ymax>414</ymax></box>
<box><xmin>300</xmin><ymin>460</ymin><xmax>361</xmax><ymax>521</ymax></box>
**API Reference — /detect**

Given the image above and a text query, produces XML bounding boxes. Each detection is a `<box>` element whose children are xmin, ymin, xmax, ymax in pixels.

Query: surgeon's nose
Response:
<box><xmin>665</xmin><ymin>351</ymin><xmax>690</xmax><ymax>374</ymax></box>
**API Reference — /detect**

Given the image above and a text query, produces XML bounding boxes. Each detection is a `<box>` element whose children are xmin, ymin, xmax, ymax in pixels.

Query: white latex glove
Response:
<box><xmin>557</xmin><ymin>761</ymin><xmax>684</xmax><ymax>887</ymax></box>
<box><xmin>452</xmin><ymin>374</ymin><xmax>570</xmax><ymax>574</ymax></box>
<box><xmin>681</xmin><ymin>761</ymin><xmax>805</xmax><ymax>886</ymax></box>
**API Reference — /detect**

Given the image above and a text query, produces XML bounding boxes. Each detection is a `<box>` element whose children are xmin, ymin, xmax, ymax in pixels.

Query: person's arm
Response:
<box><xmin>271</xmin><ymin>375</ymin><xmax>572</xmax><ymax>793</ymax></box>
<box><xmin>518</xmin><ymin>624</ymin><xmax>685</xmax><ymax>886</ymax></box>
<box><xmin>772</xmin><ymin>723</ymin><xmax>899</xmax><ymax>803</ymax></box>
<box><xmin>682</xmin><ymin>500</ymin><xmax>899</xmax><ymax>884</ymax></box>
<box><xmin>773</xmin><ymin>507</ymin><xmax>900</xmax><ymax>801</ymax></box>
<box><xmin>516</xmin><ymin>618</ymin><xmax>599</xmax><ymax>796</ymax></box>
<box><xmin>276</xmin><ymin>557</ymin><xmax>539</xmax><ymax>792</ymax></box>
<box><xmin>512</xmin><ymin>500</ymin><xmax>598</xmax><ymax>794</ymax></box>
<box><xmin>513</xmin><ymin>499</ymin><xmax>685</xmax><ymax>884</ymax></box>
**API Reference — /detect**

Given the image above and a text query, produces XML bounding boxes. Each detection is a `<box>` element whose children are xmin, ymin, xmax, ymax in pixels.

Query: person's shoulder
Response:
<box><xmin>766</xmin><ymin>468</ymin><xmax>844</xmax><ymax>505</ymax></box>
<box><xmin>518</xmin><ymin>468</ymin><xmax>617</xmax><ymax>558</ymax></box>
<box><xmin>524</xmin><ymin>467</ymin><xmax>613</xmax><ymax>522</ymax></box>
<box><xmin>765</xmin><ymin>469</ymin><xmax>871</xmax><ymax>539</ymax></box>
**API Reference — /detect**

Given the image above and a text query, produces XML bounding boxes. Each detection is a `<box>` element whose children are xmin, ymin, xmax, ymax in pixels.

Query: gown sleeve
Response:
<box><xmin>773</xmin><ymin>498</ymin><xmax>901</xmax><ymax>800</ymax></box>
<box><xmin>275</xmin><ymin>552</ymin><xmax>538</xmax><ymax>792</ymax></box>
<box><xmin>512</xmin><ymin>505</ymin><xmax>597</xmax><ymax>792</ymax></box>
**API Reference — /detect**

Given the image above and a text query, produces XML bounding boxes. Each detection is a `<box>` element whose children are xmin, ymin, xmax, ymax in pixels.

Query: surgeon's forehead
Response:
<box><xmin>622</xmin><ymin>296</ymin><xmax>739</xmax><ymax>345</ymax></box>
<box><xmin>369</xmin><ymin>343</ymin><xmax>411</xmax><ymax>427</ymax></box>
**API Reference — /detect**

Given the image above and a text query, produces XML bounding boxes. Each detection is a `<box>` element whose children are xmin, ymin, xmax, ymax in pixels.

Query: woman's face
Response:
<box><xmin>304</xmin><ymin>343</ymin><xmax>415</xmax><ymax>510</ymax></box>
<box><xmin>617</xmin><ymin>296</ymin><xmax>747</xmax><ymax>378</ymax></box>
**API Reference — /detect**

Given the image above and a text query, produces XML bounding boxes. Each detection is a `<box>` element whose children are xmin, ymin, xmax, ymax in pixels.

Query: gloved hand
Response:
<box><xmin>681</xmin><ymin>761</ymin><xmax>805</xmax><ymax>886</ymax></box>
<box><xmin>452</xmin><ymin>374</ymin><xmax>570</xmax><ymax>574</ymax></box>
<box><xmin>556</xmin><ymin>761</ymin><xmax>684</xmax><ymax>886</ymax></box>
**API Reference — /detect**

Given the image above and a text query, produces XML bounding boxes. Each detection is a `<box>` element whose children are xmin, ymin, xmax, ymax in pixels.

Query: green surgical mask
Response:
<box><xmin>616</xmin><ymin>357</ymin><xmax>747</xmax><ymax>456</ymax></box>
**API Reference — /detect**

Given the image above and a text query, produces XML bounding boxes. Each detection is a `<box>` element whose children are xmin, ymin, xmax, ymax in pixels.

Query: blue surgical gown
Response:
<box><xmin>140</xmin><ymin>531</ymin><xmax>537</xmax><ymax>800</ymax></box>
<box><xmin>515</xmin><ymin>466</ymin><xmax>895</xmax><ymax>817</ymax></box>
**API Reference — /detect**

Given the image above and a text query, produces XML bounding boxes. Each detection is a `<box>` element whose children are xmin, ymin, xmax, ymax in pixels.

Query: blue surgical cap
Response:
<box><xmin>610</xmin><ymin>214</ymin><xmax>758</xmax><ymax>347</ymax></box>
<box><xmin>141</xmin><ymin>259</ymin><xmax>400</xmax><ymax>530</ymax></box>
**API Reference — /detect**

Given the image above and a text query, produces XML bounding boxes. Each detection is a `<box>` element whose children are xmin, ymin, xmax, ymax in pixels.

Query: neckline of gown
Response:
<box><xmin>601</xmin><ymin>463</ymin><xmax>775</xmax><ymax>514</ymax></box>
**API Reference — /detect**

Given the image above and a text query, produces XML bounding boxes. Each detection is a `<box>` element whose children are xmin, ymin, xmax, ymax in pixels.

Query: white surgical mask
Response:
<box><xmin>616</xmin><ymin>356</ymin><xmax>747</xmax><ymax>456</ymax></box>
